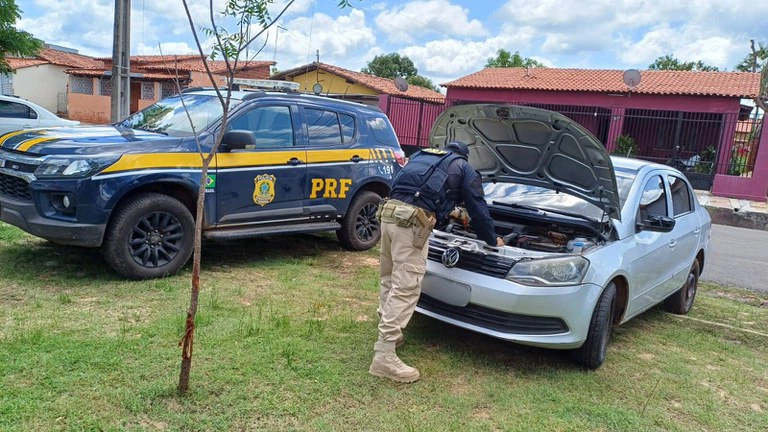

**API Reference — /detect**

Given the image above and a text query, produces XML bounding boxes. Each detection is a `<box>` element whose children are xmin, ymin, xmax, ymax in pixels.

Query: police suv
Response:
<box><xmin>0</xmin><ymin>85</ymin><xmax>405</xmax><ymax>279</ymax></box>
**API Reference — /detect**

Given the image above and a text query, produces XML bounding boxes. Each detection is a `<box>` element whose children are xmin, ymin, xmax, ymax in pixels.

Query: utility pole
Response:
<box><xmin>110</xmin><ymin>0</ymin><xmax>131</xmax><ymax>122</ymax></box>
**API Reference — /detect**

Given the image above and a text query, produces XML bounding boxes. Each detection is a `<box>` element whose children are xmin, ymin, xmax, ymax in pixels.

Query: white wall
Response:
<box><xmin>12</xmin><ymin>64</ymin><xmax>70</xmax><ymax>114</ymax></box>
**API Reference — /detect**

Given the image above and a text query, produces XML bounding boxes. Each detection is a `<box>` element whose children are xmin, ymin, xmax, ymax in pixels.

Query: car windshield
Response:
<box><xmin>484</xmin><ymin>183</ymin><xmax>607</xmax><ymax>221</ymax></box>
<box><xmin>117</xmin><ymin>94</ymin><xmax>239</xmax><ymax>136</ymax></box>
<box><xmin>615</xmin><ymin>170</ymin><xmax>636</xmax><ymax>208</ymax></box>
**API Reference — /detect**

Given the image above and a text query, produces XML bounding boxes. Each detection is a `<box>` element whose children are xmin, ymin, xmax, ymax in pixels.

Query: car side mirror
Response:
<box><xmin>220</xmin><ymin>129</ymin><xmax>256</xmax><ymax>151</ymax></box>
<box><xmin>637</xmin><ymin>214</ymin><xmax>675</xmax><ymax>232</ymax></box>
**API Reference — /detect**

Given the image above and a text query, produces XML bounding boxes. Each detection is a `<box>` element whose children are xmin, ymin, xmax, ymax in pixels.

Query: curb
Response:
<box><xmin>702</xmin><ymin>205</ymin><xmax>768</xmax><ymax>231</ymax></box>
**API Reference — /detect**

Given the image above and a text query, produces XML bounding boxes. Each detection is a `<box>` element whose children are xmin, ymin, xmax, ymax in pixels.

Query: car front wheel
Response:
<box><xmin>571</xmin><ymin>282</ymin><xmax>617</xmax><ymax>369</ymax></box>
<box><xmin>102</xmin><ymin>192</ymin><xmax>195</xmax><ymax>279</ymax></box>
<box><xmin>336</xmin><ymin>190</ymin><xmax>381</xmax><ymax>251</ymax></box>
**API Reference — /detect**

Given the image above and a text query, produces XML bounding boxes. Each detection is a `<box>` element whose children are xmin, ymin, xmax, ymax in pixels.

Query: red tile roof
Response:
<box><xmin>37</xmin><ymin>48</ymin><xmax>104</xmax><ymax>69</ymax></box>
<box><xmin>7</xmin><ymin>58</ymin><xmax>49</xmax><ymax>69</ymax></box>
<box><xmin>443</xmin><ymin>68</ymin><xmax>761</xmax><ymax>98</ymax></box>
<box><xmin>272</xmin><ymin>62</ymin><xmax>445</xmax><ymax>102</ymax></box>
<box><xmin>139</xmin><ymin>58</ymin><xmax>273</xmax><ymax>74</ymax></box>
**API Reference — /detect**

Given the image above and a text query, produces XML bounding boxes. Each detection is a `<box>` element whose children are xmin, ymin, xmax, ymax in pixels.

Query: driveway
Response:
<box><xmin>700</xmin><ymin>224</ymin><xmax>768</xmax><ymax>293</ymax></box>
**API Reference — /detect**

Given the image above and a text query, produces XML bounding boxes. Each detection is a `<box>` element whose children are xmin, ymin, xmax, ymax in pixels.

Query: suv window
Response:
<box><xmin>366</xmin><ymin>115</ymin><xmax>399</xmax><ymax>147</ymax></box>
<box><xmin>0</xmin><ymin>100</ymin><xmax>36</xmax><ymax>119</ymax></box>
<box><xmin>669</xmin><ymin>175</ymin><xmax>692</xmax><ymax>216</ymax></box>
<box><xmin>637</xmin><ymin>175</ymin><xmax>668</xmax><ymax>221</ymax></box>
<box><xmin>340</xmin><ymin>113</ymin><xmax>355</xmax><ymax>143</ymax></box>
<box><xmin>305</xmin><ymin>108</ymin><xmax>342</xmax><ymax>146</ymax></box>
<box><xmin>229</xmin><ymin>105</ymin><xmax>294</xmax><ymax>148</ymax></box>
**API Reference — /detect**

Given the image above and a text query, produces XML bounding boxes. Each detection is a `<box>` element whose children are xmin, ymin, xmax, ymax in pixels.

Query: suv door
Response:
<box><xmin>301</xmin><ymin>106</ymin><xmax>363</xmax><ymax>216</ymax></box>
<box><xmin>625</xmin><ymin>173</ymin><xmax>675</xmax><ymax>316</ymax></box>
<box><xmin>214</xmin><ymin>103</ymin><xmax>308</xmax><ymax>225</ymax></box>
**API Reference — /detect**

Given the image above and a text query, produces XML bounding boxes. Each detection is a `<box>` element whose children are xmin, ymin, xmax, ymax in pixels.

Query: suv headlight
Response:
<box><xmin>35</xmin><ymin>156</ymin><xmax>118</xmax><ymax>178</ymax></box>
<box><xmin>506</xmin><ymin>256</ymin><xmax>589</xmax><ymax>287</ymax></box>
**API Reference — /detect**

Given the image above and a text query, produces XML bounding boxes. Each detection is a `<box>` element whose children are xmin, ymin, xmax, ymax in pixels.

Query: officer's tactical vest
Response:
<box><xmin>390</xmin><ymin>148</ymin><xmax>462</xmax><ymax>222</ymax></box>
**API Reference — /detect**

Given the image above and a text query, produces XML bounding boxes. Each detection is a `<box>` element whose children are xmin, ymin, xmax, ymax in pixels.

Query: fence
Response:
<box><xmin>384</xmin><ymin>96</ymin><xmax>765</xmax><ymax>191</ymax></box>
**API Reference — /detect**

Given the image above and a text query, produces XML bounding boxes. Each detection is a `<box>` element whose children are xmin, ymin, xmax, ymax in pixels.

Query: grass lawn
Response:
<box><xmin>0</xmin><ymin>221</ymin><xmax>767</xmax><ymax>431</ymax></box>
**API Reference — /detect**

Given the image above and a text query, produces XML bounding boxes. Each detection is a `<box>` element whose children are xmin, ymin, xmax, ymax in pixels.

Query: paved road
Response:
<box><xmin>700</xmin><ymin>224</ymin><xmax>768</xmax><ymax>293</ymax></box>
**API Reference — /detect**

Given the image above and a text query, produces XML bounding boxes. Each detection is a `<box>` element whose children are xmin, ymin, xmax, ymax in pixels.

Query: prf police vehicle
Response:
<box><xmin>0</xmin><ymin>84</ymin><xmax>405</xmax><ymax>279</ymax></box>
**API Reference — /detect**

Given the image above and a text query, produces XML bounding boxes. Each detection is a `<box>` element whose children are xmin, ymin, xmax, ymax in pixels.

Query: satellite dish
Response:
<box><xmin>623</xmin><ymin>69</ymin><xmax>641</xmax><ymax>91</ymax></box>
<box><xmin>394</xmin><ymin>76</ymin><xmax>409</xmax><ymax>92</ymax></box>
<box><xmin>312</xmin><ymin>83</ymin><xmax>323</xmax><ymax>95</ymax></box>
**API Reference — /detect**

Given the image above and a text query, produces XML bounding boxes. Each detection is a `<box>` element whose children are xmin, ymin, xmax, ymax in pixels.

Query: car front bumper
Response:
<box><xmin>0</xmin><ymin>194</ymin><xmax>105</xmax><ymax>247</ymax></box>
<box><xmin>416</xmin><ymin>261</ymin><xmax>604</xmax><ymax>349</ymax></box>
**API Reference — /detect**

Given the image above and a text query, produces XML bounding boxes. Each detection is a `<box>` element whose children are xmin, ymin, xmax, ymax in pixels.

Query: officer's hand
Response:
<box><xmin>496</xmin><ymin>236</ymin><xmax>505</xmax><ymax>247</ymax></box>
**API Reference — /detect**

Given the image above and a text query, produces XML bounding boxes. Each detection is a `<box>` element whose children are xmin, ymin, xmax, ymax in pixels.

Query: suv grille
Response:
<box><xmin>418</xmin><ymin>294</ymin><xmax>569</xmax><ymax>335</ymax></box>
<box><xmin>428</xmin><ymin>239</ymin><xmax>515</xmax><ymax>278</ymax></box>
<box><xmin>0</xmin><ymin>173</ymin><xmax>32</xmax><ymax>200</ymax></box>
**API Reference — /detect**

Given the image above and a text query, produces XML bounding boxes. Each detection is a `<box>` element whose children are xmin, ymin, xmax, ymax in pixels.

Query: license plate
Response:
<box><xmin>421</xmin><ymin>274</ymin><xmax>471</xmax><ymax>307</ymax></box>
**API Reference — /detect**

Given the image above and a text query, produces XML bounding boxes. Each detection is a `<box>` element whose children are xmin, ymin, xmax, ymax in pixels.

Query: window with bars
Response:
<box><xmin>70</xmin><ymin>76</ymin><xmax>94</xmax><ymax>95</ymax></box>
<box><xmin>100</xmin><ymin>78</ymin><xmax>112</xmax><ymax>96</ymax></box>
<box><xmin>161</xmin><ymin>82</ymin><xmax>178</xmax><ymax>99</ymax></box>
<box><xmin>141</xmin><ymin>82</ymin><xmax>155</xmax><ymax>100</ymax></box>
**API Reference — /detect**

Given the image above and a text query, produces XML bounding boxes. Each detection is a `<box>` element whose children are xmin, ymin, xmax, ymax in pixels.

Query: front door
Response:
<box><xmin>214</xmin><ymin>104</ymin><xmax>307</xmax><ymax>226</ymax></box>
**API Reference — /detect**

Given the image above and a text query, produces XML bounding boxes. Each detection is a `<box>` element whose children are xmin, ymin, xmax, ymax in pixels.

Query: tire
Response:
<box><xmin>336</xmin><ymin>190</ymin><xmax>382</xmax><ymax>251</ymax></box>
<box><xmin>102</xmin><ymin>192</ymin><xmax>195</xmax><ymax>279</ymax></box>
<box><xmin>571</xmin><ymin>282</ymin><xmax>617</xmax><ymax>369</ymax></box>
<box><xmin>664</xmin><ymin>260</ymin><xmax>700</xmax><ymax>315</ymax></box>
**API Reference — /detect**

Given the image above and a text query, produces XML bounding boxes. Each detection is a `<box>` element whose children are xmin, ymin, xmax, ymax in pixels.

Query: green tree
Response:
<box><xmin>0</xmin><ymin>0</ymin><xmax>43</xmax><ymax>74</ymax></box>
<box><xmin>406</xmin><ymin>75</ymin><xmax>440</xmax><ymax>92</ymax></box>
<box><xmin>647</xmin><ymin>54</ymin><xmax>719</xmax><ymax>71</ymax></box>
<box><xmin>735</xmin><ymin>40</ymin><xmax>767</xmax><ymax>111</ymax></box>
<box><xmin>175</xmin><ymin>0</ymin><xmax>355</xmax><ymax>395</ymax></box>
<box><xmin>485</xmin><ymin>49</ymin><xmax>544</xmax><ymax>68</ymax></box>
<box><xmin>362</xmin><ymin>53</ymin><xmax>418</xmax><ymax>79</ymax></box>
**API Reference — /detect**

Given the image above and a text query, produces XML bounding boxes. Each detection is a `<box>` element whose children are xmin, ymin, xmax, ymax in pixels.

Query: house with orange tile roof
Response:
<box><xmin>270</xmin><ymin>62</ymin><xmax>445</xmax><ymax>151</ymax></box>
<box><xmin>65</xmin><ymin>55</ymin><xmax>274</xmax><ymax>123</ymax></box>
<box><xmin>3</xmin><ymin>45</ymin><xmax>103</xmax><ymax>115</ymax></box>
<box><xmin>434</xmin><ymin>67</ymin><xmax>766</xmax><ymax>201</ymax></box>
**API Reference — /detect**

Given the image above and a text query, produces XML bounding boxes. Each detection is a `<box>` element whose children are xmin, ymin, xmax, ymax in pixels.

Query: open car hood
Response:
<box><xmin>430</xmin><ymin>104</ymin><xmax>621</xmax><ymax>220</ymax></box>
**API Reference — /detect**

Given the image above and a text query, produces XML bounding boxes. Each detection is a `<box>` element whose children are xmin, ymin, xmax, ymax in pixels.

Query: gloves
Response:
<box><xmin>449</xmin><ymin>207</ymin><xmax>470</xmax><ymax>229</ymax></box>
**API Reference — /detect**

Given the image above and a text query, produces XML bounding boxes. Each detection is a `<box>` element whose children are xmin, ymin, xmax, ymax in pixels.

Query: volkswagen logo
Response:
<box><xmin>441</xmin><ymin>248</ymin><xmax>460</xmax><ymax>268</ymax></box>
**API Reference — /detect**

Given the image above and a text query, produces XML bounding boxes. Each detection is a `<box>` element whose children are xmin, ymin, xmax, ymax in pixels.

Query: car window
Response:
<box><xmin>367</xmin><ymin>115</ymin><xmax>399</xmax><ymax>148</ymax></box>
<box><xmin>339</xmin><ymin>113</ymin><xmax>356</xmax><ymax>143</ymax></box>
<box><xmin>614</xmin><ymin>171</ymin><xmax>636</xmax><ymax>209</ymax></box>
<box><xmin>669</xmin><ymin>175</ymin><xmax>693</xmax><ymax>216</ymax></box>
<box><xmin>0</xmin><ymin>100</ymin><xmax>35</xmax><ymax>119</ymax></box>
<box><xmin>637</xmin><ymin>175</ymin><xmax>668</xmax><ymax>221</ymax></box>
<box><xmin>229</xmin><ymin>105</ymin><xmax>294</xmax><ymax>148</ymax></box>
<box><xmin>305</xmin><ymin>108</ymin><xmax>342</xmax><ymax>146</ymax></box>
<box><xmin>119</xmin><ymin>94</ymin><xmax>235</xmax><ymax>136</ymax></box>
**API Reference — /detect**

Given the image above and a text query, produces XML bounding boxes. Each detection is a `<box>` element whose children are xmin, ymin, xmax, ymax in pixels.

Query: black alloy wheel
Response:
<box><xmin>129</xmin><ymin>211</ymin><xmax>185</xmax><ymax>268</ymax></box>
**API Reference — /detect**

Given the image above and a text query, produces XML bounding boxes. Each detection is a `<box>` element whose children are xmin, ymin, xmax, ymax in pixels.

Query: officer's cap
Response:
<box><xmin>445</xmin><ymin>141</ymin><xmax>469</xmax><ymax>158</ymax></box>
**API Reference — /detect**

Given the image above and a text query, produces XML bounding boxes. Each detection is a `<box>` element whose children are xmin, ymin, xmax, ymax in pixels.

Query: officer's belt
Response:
<box><xmin>377</xmin><ymin>199</ymin><xmax>435</xmax><ymax>228</ymax></box>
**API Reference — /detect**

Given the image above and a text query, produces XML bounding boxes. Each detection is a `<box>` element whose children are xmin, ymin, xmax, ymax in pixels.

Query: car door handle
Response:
<box><xmin>350</xmin><ymin>155</ymin><xmax>363</xmax><ymax>163</ymax></box>
<box><xmin>23</xmin><ymin>124</ymin><xmax>33</xmax><ymax>128</ymax></box>
<box><xmin>669</xmin><ymin>240</ymin><xmax>677</xmax><ymax>248</ymax></box>
<box><xmin>287</xmin><ymin>157</ymin><xmax>303</xmax><ymax>166</ymax></box>
<box><xmin>693</xmin><ymin>228</ymin><xmax>700</xmax><ymax>235</ymax></box>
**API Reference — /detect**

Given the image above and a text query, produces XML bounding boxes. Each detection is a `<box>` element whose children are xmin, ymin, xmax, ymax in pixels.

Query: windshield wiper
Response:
<box><xmin>492</xmin><ymin>201</ymin><xmax>542</xmax><ymax>212</ymax></box>
<box><xmin>492</xmin><ymin>201</ymin><xmax>597</xmax><ymax>222</ymax></box>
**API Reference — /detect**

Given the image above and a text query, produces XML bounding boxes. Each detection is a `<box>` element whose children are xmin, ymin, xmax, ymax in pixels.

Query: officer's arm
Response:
<box><xmin>459</xmin><ymin>165</ymin><xmax>497</xmax><ymax>246</ymax></box>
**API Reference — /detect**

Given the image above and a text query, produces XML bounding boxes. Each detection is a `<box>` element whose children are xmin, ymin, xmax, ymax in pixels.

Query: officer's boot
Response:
<box><xmin>369</xmin><ymin>350</ymin><xmax>420</xmax><ymax>383</ymax></box>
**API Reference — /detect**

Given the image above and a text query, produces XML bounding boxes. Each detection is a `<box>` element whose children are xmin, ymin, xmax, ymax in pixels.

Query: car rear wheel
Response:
<box><xmin>102</xmin><ymin>192</ymin><xmax>195</xmax><ymax>279</ymax></box>
<box><xmin>336</xmin><ymin>190</ymin><xmax>381</xmax><ymax>251</ymax></box>
<box><xmin>571</xmin><ymin>282</ymin><xmax>616</xmax><ymax>369</ymax></box>
<box><xmin>664</xmin><ymin>259</ymin><xmax>699</xmax><ymax>314</ymax></box>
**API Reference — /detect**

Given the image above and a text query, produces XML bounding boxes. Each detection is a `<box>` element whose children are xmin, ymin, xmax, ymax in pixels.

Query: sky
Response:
<box><xmin>15</xmin><ymin>0</ymin><xmax>768</xmax><ymax>90</ymax></box>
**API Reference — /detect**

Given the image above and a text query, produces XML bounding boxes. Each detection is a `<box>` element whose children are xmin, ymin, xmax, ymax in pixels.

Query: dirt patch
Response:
<box><xmin>709</xmin><ymin>290</ymin><xmax>767</xmax><ymax>307</ymax></box>
<box><xmin>638</xmin><ymin>353</ymin><xmax>655</xmax><ymax>361</ymax></box>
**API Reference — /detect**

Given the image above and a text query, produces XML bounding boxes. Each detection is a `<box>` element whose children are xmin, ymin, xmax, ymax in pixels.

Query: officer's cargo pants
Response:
<box><xmin>375</xmin><ymin>214</ymin><xmax>430</xmax><ymax>353</ymax></box>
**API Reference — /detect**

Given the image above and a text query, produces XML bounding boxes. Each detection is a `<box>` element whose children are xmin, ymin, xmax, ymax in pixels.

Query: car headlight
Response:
<box><xmin>35</xmin><ymin>156</ymin><xmax>118</xmax><ymax>178</ymax></box>
<box><xmin>506</xmin><ymin>256</ymin><xmax>590</xmax><ymax>287</ymax></box>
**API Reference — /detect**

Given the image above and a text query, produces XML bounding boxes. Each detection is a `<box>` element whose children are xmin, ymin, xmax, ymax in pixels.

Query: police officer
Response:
<box><xmin>370</xmin><ymin>141</ymin><xmax>503</xmax><ymax>383</ymax></box>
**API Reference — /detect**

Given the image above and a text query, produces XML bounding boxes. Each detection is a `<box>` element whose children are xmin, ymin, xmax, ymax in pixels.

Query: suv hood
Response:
<box><xmin>0</xmin><ymin>126</ymin><xmax>181</xmax><ymax>156</ymax></box>
<box><xmin>430</xmin><ymin>104</ymin><xmax>621</xmax><ymax>220</ymax></box>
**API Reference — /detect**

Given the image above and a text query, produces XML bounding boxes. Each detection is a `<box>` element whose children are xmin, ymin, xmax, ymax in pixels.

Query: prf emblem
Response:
<box><xmin>253</xmin><ymin>174</ymin><xmax>276</xmax><ymax>206</ymax></box>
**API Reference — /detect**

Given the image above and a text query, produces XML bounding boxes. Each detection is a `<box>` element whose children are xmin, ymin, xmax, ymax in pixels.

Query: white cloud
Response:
<box><xmin>374</xmin><ymin>0</ymin><xmax>488</xmax><ymax>44</ymax></box>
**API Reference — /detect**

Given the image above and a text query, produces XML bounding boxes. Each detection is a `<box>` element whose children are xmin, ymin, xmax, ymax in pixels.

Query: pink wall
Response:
<box><xmin>712</xmin><ymin>123</ymin><xmax>768</xmax><ymax>201</ymax></box>
<box><xmin>68</xmin><ymin>92</ymin><xmax>111</xmax><ymax>124</ymax></box>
